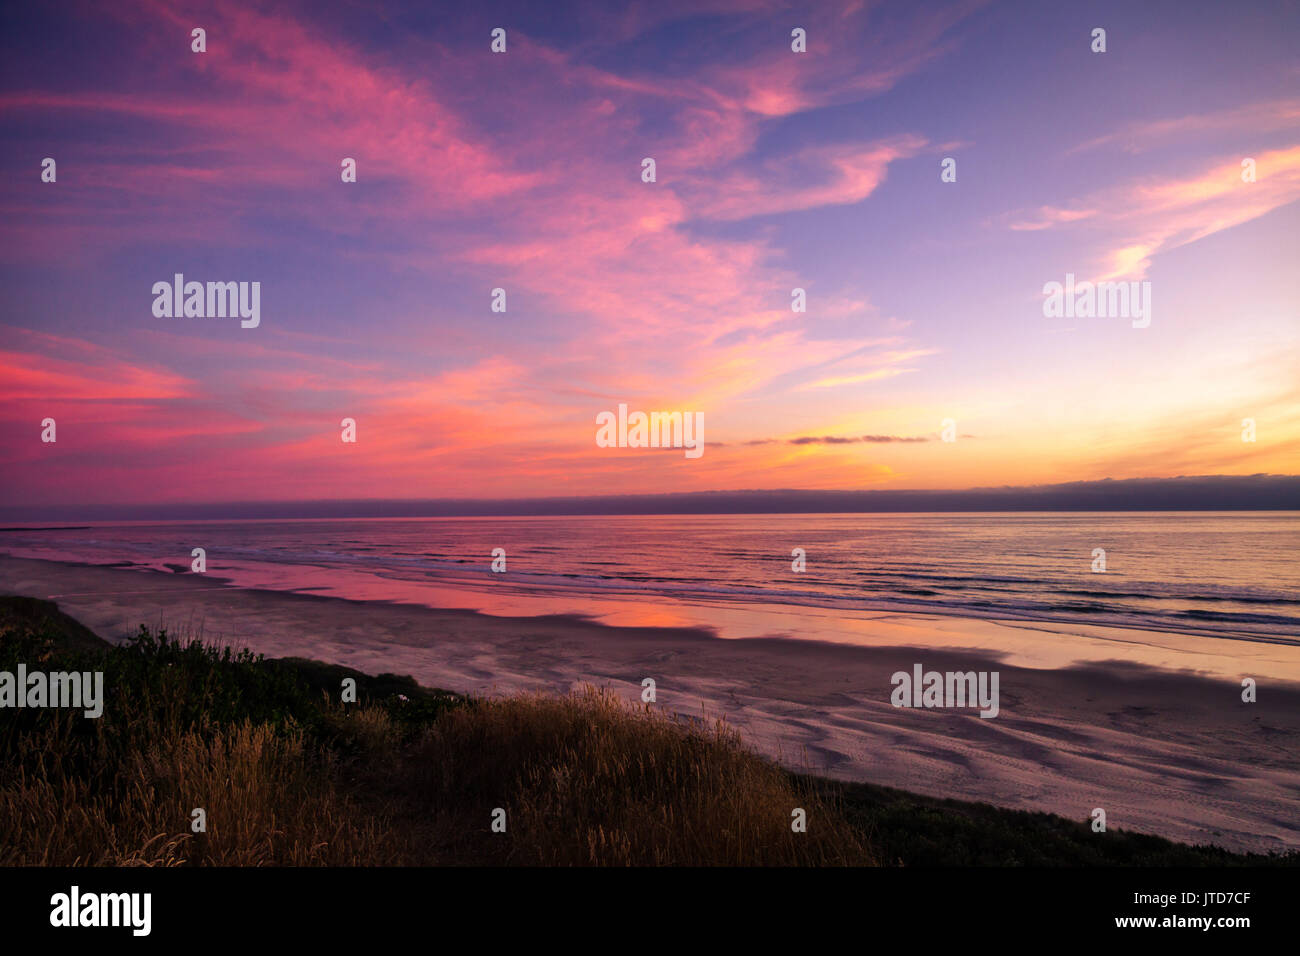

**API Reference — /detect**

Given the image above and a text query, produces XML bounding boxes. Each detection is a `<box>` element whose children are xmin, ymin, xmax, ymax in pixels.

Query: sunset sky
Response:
<box><xmin>1</xmin><ymin>0</ymin><xmax>1297</xmax><ymax>508</ymax></box>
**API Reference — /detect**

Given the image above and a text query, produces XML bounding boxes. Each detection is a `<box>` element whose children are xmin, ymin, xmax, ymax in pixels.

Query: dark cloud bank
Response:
<box><xmin>2</xmin><ymin>475</ymin><xmax>1296</xmax><ymax>522</ymax></box>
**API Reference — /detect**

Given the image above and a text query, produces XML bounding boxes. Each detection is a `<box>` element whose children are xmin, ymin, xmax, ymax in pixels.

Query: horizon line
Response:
<box><xmin>3</xmin><ymin>474</ymin><xmax>1296</xmax><ymax>521</ymax></box>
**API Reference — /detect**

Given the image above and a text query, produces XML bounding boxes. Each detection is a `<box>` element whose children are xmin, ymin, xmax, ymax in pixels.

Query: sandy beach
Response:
<box><xmin>2</xmin><ymin>553</ymin><xmax>1297</xmax><ymax>853</ymax></box>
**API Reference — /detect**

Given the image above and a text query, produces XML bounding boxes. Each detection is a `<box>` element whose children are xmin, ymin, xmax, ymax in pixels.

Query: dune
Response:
<box><xmin>1</xmin><ymin>553</ymin><xmax>1296</xmax><ymax>853</ymax></box>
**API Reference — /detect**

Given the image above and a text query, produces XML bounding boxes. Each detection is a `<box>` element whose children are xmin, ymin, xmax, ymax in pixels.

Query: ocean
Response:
<box><xmin>1</xmin><ymin>512</ymin><xmax>1296</xmax><ymax>645</ymax></box>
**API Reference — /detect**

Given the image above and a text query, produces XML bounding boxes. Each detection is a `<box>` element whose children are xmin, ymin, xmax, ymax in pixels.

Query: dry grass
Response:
<box><xmin>0</xmin><ymin>717</ymin><xmax>406</xmax><ymax>866</ymax></box>
<box><xmin>403</xmin><ymin>687</ymin><xmax>875</xmax><ymax>865</ymax></box>
<box><xmin>0</xmin><ymin>608</ymin><xmax>874</xmax><ymax>865</ymax></box>
<box><xmin>0</xmin><ymin>682</ymin><xmax>874</xmax><ymax>866</ymax></box>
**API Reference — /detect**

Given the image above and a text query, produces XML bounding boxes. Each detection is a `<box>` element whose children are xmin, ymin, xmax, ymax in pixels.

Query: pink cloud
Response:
<box><xmin>1008</xmin><ymin>206</ymin><xmax>1098</xmax><ymax>231</ymax></box>
<box><xmin>0</xmin><ymin>332</ymin><xmax>195</xmax><ymax>402</ymax></box>
<box><xmin>683</xmin><ymin>136</ymin><xmax>928</xmax><ymax>221</ymax></box>
<box><xmin>0</xmin><ymin>0</ymin><xmax>979</xmax><ymax>503</ymax></box>
<box><xmin>1007</xmin><ymin>141</ymin><xmax>1300</xmax><ymax>280</ymax></box>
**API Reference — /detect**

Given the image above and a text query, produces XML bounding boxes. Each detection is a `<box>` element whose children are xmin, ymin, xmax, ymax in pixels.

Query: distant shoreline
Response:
<box><xmin>2</xmin><ymin>474</ymin><xmax>1297</xmax><ymax>521</ymax></box>
<box><xmin>0</xmin><ymin>527</ymin><xmax>92</xmax><ymax>532</ymax></box>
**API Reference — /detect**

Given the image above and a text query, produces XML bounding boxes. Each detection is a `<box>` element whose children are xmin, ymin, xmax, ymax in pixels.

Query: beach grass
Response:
<box><xmin>0</xmin><ymin>597</ymin><xmax>865</xmax><ymax>865</ymax></box>
<box><xmin>0</xmin><ymin>595</ymin><xmax>1294</xmax><ymax>867</ymax></box>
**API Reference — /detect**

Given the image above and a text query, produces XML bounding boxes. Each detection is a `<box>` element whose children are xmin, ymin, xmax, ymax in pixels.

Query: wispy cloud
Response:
<box><xmin>1007</xmin><ymin>139</ymin><xmax>1300</xmax><ymax>279</ymax></box>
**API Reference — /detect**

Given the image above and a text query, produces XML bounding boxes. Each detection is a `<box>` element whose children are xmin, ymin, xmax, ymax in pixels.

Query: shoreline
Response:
<box><xmin>6</xmin><ymin>548</ymin><xmax>1298</xmax><ymax>682</ymax></box>
<box><xmin>2</xmin><ymin>553</ymin><xmax>1298</xmax><ymax>853</ymax></box>
<box><xmin>1</xmin><ymin>512</ymin><xmax>1296</xmax><ymax>654</ymax></box>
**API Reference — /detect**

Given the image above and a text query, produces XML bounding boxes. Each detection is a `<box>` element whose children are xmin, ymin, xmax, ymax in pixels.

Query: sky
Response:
<box><xmin>1</xmin><ymin>0</ymin><xmax>1297</xmax><ymax>509</ymax></box>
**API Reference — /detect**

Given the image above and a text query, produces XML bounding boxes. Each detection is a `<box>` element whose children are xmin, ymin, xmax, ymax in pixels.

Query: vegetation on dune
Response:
<box><xmin>803</xmin><ymin>778</ymin><xmax>1294</xmax><ymax>867</ymax></box>
<box><xmin>0</xmin><ymin>597</ymin><xmax>864</xmax><ymax>865</ymax></box>
<box><xmin>0</xmin><ymin>596</ymin><xmax>1294</xmax><ymax>866</ymax></box>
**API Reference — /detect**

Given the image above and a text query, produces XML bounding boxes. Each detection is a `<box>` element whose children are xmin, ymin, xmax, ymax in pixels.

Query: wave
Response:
<box><xmin>2</xmin><ymin>515</ymin><xmax>1297</xmax><ymax>643</ymax></box>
